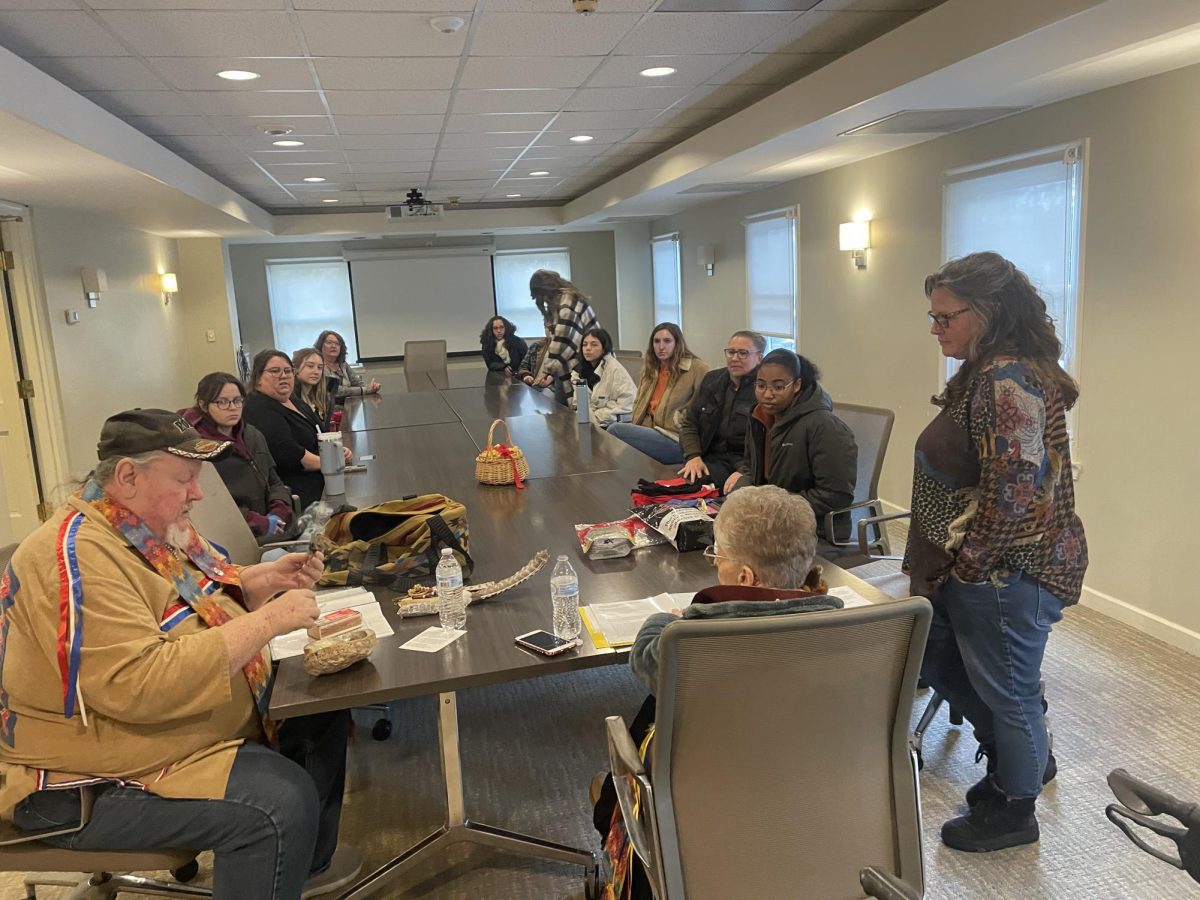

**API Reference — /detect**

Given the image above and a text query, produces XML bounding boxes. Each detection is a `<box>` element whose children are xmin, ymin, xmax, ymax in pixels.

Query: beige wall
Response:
<box><xmin>31</xmin><ymin>207</ymin><xmax>189</xmax><ymax>477</ymax></box>
<box><xmin>612</xmin><ymin>222</ymin><xmax>653</xmax><ymax>350</ymax></box>
<box><xmin>176</xmin><ymin>238</ymin><xmax>239</xmax><ymax>377</ymax></box>
<box><xmin>647</xmin><ymin>63</ymin><xmax>1200</xmax><ymax>652</ymax></box>
<box><xmin>227</xmin><ymin>231</ymin><xmax>618</xmax><ymax>358</ymax></box>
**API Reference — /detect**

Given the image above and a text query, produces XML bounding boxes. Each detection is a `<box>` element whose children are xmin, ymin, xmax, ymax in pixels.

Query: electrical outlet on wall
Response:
<box><xmin>205</xmin><ymin>329</ymin><xmax>216</xmax><ymax>343</ymax></box>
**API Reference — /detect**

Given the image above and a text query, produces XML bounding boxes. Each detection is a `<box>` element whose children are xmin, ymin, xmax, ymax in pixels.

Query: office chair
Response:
<box><xmin>613</xmin><ymin>348</ymin><xmax>642</xmax><ymax>382</ymax></box>
<box><xmin>1107</xmin><ymin>768</ymin><xmax>1200</xmax><ymax>885</ymax></box>
<box><xmin>827</xmin><ymin>403</ymin><xmax>895</xmax><ymax>560</ymax></box>
<box><xmin>606</xmin><ymin>597</ymin><xmax>931</xmax><ymax>900</ymax></box>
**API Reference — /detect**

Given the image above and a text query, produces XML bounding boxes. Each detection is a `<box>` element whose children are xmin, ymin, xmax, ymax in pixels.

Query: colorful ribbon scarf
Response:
<box><xmin>74</xmin><ymin>480</ymin><xmax>276</xmax><ymax>745</ymax></box>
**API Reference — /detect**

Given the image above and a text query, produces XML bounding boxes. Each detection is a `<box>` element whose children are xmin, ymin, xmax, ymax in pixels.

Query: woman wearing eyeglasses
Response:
<box><xmin>676</xmin><ymin>330</ymin><xmax>764</xmax><ymax>490</ymax></box>
<box><xmin>181</xmin><ymin>372</ymin><xmax>295</xmax><ymax>541</ymax></box>
<box><xmin>725</xmin><ymin>349</ymin><xmax>857</xmax><ymax>542</ymax></box>
<box><xmin>907</xmin><ymin>252</ymin><xmax>1087</xmax><ymax>853</ymax></box>
<box><xmin>243</xmin><ymin>349</ymin><xmax>348</xmax><ymax>511</ymax></box>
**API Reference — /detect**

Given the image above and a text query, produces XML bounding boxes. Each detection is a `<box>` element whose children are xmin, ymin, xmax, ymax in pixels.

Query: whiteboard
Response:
<box><xmin>347</xmin><ymin>252</ymin><xmax>496</xmax><ymax>359</ymax></box>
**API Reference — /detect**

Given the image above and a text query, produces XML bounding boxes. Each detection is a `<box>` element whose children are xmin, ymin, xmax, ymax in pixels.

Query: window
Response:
<box><xmin>744</xmin><ymin>209</ymin><xmax>797</xmax><ymax>352</ymax></box>
<box><xmin>493</xmin><ymin>249</ymin><xmax>571</xmax><ymax>341</ymax></box>
<box><xmin>943</xmin><ymin>144</ymin><xmax>1084</xmax><ymax>382</ymax></box>
<box><xmin>266</xmin><ymin>258</ymin><xmax>357</xmax><ymax>361</ymax></box>
<box><xmin>651</xmin><ymin>233</ymin><xmax>682</xmax><ymax>326</ymax></box>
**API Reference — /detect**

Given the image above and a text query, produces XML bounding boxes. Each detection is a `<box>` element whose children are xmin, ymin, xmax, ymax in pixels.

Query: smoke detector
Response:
<box><xmin>430</xmin><ymin>15</ymin><xmax>465</xmax><ymax>33</ymax></box>
<box><xmin>261</xmin><ymin>125</ymin><xmax>294</xmax><ymax>136</ymax></box>
<box><xmin>572</xmin><ymin>0</ymin><xmax>597</xmax><ymax>12</ymax></box>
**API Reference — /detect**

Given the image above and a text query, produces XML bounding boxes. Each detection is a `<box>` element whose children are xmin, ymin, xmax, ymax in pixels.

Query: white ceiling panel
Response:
<box><xmin>295</xmin><ymin>0</ymin><xmax>474</xmax><ymax>8</ymax></box>
<box><xmin>348</xmin><ymin>160</ymin><xmax>437</xmax><ymax>173</ymax></box>
<box><xmin>470</xmin><ymin>12</ymin><xmax>642</xmax><ymax>57</ymax></box>
<box><xmin>27</xmin><ymin>56</ymin><xmax>165</xmax><ymax>91</ymax></box>
<box><xmin>157</xmin><ymin>134</ymin><xmax>242</xmax><ymax>153</ymax></box>
<box><xmin>0</xmin><ymin>1</ymin><xmax>78</xmax><ymax>8</ymax></box>
<box><xmin>816</xmin><ymin>0</ymin><xmax>940</xmax><ymax>10</ymax></box>
<box><xmin>753</xmin><ymin>9</ymin><xmax>915</xmax><ymax>52</ymax></box>
<box><xmin>343</xmin><ymin>148</ymin><xmax>436</xmax><ymax>162</ymax></box>
<box><xmin>208</xmin><ymin>115</ymin><xmax>336</xmax><ymax>135</ymax></box>
<box><xmin>325</xmin><ymin>90</ymin><xmax>450</xmax><ymax>116</ymax></box>
<box><xmin>81</xmin><ymin>90</ymin><xmax>199</xmax><ymax>117</ymax></box>
<box><xmin>121</xmin><ymin>115</ymin><xmax>217</xmax><ymax>135</ymax></box>
<box><xmin>148</xmin><ymin>56</ymin><xmax>317</xmax><ymax>92</ymax></box>
<box><xmin>628</xmin><ymin>125</ymin><xmax>698</xmax><ymax>143</ymax></box>
<box><xmin>587</xmin><ymin>54</ymin><xmax>741</xmax><ymax>88</ymax></box>
<box><xmin>431</xmin><ymin>159</ymin><xmax>514</xmax><ymax>172</ymax></box>
<box><xmin>452</xmin><ymin>89</ymin><xmax>575</xmax><ymax>114</ymax></box>
<box><xmin>96</xmin><ymin>11</ymin><xmax>304</xmax><ymax>56</ymax></box>
<box><xmin>564</xmin><ymin>86</ymin><xmax>693</xmax><ymax>112</ymax></box>
<box><xmin>88</xmin><ymin>1</ymin><xmax>287</xmax><ymax>7</ymax></box>
<box><xmin>184</xmin><ymin>90</ymin><xmax>327</xmax><ymax>116</ymax></box>
<box><xmin>250</xmin><ymin>149</ymin><xmax>348</xmax><ymax>163</ymax></box>
<box><xmin>427</xmin><ymin>179</ymin><xmax>496</xmax><ymax>191</ymax></box>
<box><xmin>444</xmin><ymin>112</ymin><xmax>553</xmax><ymax>133</ymax></box>
<box><xmin>614</xmin><ymin>11</ymin><xmax>798</xmax><ymax>55</ymax></box>
<box><xmin>297</xmin><ymin>12</ymin><xmax>469</xmax><ymax>57</ymax></box>
<box><xmin>313</xmin><ymin>57</ymin><xmax>460</xmax><ymax>91</ymax></box>
<box><xmin>458</xmin><ymin>56</ymin><xmax>603</xmax><ymax>90</ymax></box>
<box><xmin>440</xmin><ymin>132</ymin><xmax>538</xmax><ymax>149</ymax></box>
<box><xmin>0</xmin><ymin>11</ymin><xmax>132</xmax><ymax>56</ymax></box>
<box><xmin>437</xmin><ymin>147</ymin><xmax>522</xmax><ymax>161</ymax></box>
<box><xmin>338</xmin><ymin>133</ymin><xmax>441</xmax><ymax>150</ymax></box>
<box><xmin>350</xmin><ymin>173</ymin><xmax>431</xmax><ymax>183</ymax></box>
<box><xmin>491</xmin><ymin>0</ymin><xmax>653</xmax><ymax>9</ymax></box>
<box><xmin>682</xmin><ymin>82</ymin><xmax>768</xmax><ymax>108</ymax></box>
<box><xmin>653</xmin><ymin>106</ymin><xmax>723</xmax><ymax>128</ymax></box>
<box><xmin>231</xmin><ymin>132</ymin><xmax>344</xmax><ymax>150</ymax></box>
<box><xmin>535</xmin><ymin>128</ymin><xmax>632</xmax><ymax>145</ymax></box>
<box><xmin>333</xmin><ymin>115</ymin><xmax>446</xmax><ymax>134</ymax></box>
<box><xmin>551</xmin><ymin>108</ymin><xmax>663</xmax><ymax>130</ymax></box>
<box><xmin>718</xmin><ymin>50</ymin><xmax>839</xmax><ymax>84</ymax></box>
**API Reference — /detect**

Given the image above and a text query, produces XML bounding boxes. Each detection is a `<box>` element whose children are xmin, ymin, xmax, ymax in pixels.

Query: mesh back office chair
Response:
<box><xmin>827</xmin><ymin>403</ymin><xmax>895</xmax><ymax>559</ymax></box>
<box><xmin>606</xmin><ymin>597</ymin><xmax>931</xmax><ymax>900</ymax></box>
<box><xmin>0</xmin><ymin>546</ymin><xmax>209</xmax><ymax>898</ymax></box>
<box><xmin>403</xmin><ymin>340</ymin><xmax>449</xmax><ymax>380</ymax></box>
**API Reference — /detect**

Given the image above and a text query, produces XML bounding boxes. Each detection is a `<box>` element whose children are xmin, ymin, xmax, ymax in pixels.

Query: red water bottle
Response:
<box><xmin>330</xmin><ymin>410</ymin><xmax>343</xmax><ymax>430</ymax></box>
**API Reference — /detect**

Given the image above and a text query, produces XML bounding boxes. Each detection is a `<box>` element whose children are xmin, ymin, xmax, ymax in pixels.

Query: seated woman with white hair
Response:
<box><xmin>593</xmin><ymin>485</ymin><xmax>844</xmax><ymax>900</ymax></box>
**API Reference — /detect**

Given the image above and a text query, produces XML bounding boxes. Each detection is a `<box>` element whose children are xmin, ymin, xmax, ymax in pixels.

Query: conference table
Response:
<box><xmin>268</xmin><ymin>371</ymin><xmax>892</xmax><ymax>899</ymax></box>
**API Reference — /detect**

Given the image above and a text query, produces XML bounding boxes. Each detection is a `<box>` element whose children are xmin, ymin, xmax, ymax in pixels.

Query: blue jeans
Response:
<box><xmin>921</xmin><ymin>572</ymin><xmax>1064</xmax><ymax>799</ymax></box>
<box><xmin>606</xmin><ymin>423</ymin><xmax>685</xmax><ymax>465</ymax></box>
<box><xmin>16</xmin><ymin>710</ymin><xmax>348</xmax><ymax>900</ymax></box>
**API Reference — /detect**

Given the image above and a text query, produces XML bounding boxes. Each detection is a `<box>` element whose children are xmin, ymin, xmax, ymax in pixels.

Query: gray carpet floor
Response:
<box><xmin>8</xmin><ymin>538</ymin><xmax>1200</xmax><ymax>898</ymax></box>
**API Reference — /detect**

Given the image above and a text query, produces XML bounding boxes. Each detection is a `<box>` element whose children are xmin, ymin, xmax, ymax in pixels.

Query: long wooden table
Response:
<box><xmin>268</xmin><ymin>375</ymin><xmax>891</xmax><ymax>899</ymax></box>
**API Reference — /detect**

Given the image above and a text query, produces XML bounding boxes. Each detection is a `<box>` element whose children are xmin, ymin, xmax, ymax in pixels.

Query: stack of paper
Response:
<box><xmin>580</xmin><ymin>592</ymin><xmax>695</xmax><ymax>649</ymax></box>
<box><xmin>269</xmin><ymin>587</ymin><xmax>395</xmax><ymax>661</ymax></box>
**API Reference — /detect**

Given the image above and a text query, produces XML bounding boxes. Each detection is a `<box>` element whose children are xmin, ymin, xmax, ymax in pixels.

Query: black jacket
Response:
<box><xmin>677</xmin><ymin>367</ymin><xmax>758</xmax><ymax>461</ymax></box>
<box><xmin>738</xmin><ymin>382</ymin><xmax>857</xmax><ymax>530</ymax></box>
<box><xmin>481</xmin><ymin>333</ymin><xmax>528</xmax><ymax>372</ymax></box>
<box><xmin>243</xmin><ymin>391</ymin><xmax>325</xmax><ymax>511</ymax></box>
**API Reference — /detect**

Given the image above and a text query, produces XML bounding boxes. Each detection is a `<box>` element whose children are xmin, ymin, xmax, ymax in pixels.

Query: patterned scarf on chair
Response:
<box><xmin>603</xmin><ymin>724</ymin><xmax>656</xmax><ymax>900</ymax></box>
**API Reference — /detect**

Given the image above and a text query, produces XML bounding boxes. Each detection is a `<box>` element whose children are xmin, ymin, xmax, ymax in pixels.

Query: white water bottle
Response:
<box><xmin>550</xmin><ymin>555</ymin><xmax>581</xmax><ymax>640</ymax></box>
<box><xmin>436</xmin><ymin>548</ymin><xmax>466</xmax><ymax>631</ymax></box>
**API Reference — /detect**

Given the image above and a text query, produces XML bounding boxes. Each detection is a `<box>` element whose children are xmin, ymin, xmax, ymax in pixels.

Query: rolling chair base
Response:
<box><xmin>24</xmin><ymin>870</ymin><xmax>211</xmax><ymax>900</ymax></box>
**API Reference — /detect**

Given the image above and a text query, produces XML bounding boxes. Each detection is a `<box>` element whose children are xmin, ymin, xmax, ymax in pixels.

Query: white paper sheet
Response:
<box><xmin>269</xmin><ymin>600</ymin><xmax>394</xmax><ymax>661</ymax></box>
<box><xmin>827</xmin><ymin>585</ymin><xmax>874</xmax><ymax>608</ymax></box>
<box><xmin>400</xmin><ymin>626</ymin><xmax>466</xmax><ymax>652</ymax></box>
<box><xmin>582</xmin><ymin>592</ymin><xmax>695</xmax><ymax>647</ymax></box>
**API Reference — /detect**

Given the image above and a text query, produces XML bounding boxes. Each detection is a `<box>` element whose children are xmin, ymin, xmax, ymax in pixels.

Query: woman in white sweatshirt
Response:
<box><xmin>578</xmin><ymin>327</ymin><xmax>635</xmax><ymax>428</ymax></box>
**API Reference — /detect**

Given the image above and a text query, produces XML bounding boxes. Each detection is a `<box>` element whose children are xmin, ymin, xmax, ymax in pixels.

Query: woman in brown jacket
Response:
<box><xmin>607</xmin><ymin>322</ymin><xmax>709</xmax><ymax>464</ymax></box>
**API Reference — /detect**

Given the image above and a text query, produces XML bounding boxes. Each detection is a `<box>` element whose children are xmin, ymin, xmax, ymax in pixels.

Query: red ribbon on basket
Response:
<box><xmin>491</xmin><ymin>443</ymin><xmax>525</xmax><ymax>490</ymax></box>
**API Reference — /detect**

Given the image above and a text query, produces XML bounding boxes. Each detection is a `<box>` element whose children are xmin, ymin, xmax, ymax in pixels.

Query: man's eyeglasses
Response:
<box><xmin>702</xmin><ymin>545</ymin><xmax>729</xmax><ymax>566</ymax></box>
<box><xmin>754</xmin><ymin>378</ymin><xmax>797</xmax><ymax>394</ymax></box>
<box><xmin>210</xmin><ymin>397</ymin><xmax>245</xmax><ymax>409</ymax></box>
<box><xmin>723</xmin><ymin>348</ymin><xmax>756</xmax><ymax>360</ymax></box>
<box><xmin>264</xmin><ymin>367</ymin><xmax>294</xmax><ymax>377</ymax></box>
<box><xmin>928</xmin><ymin>308</ymin><xmax>971</xmax><ymax>330</ymax></box>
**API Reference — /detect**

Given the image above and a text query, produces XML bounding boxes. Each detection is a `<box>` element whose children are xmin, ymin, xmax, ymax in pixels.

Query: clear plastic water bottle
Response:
<box><xmin>436</xmin><ymin>548</ymin><xmax>466</xmax><ymax>631</ymax></box>
<box><xmin>550</xmin><ymin>555</ymin><xmax>581</xmax><ymax>640</ymax></box>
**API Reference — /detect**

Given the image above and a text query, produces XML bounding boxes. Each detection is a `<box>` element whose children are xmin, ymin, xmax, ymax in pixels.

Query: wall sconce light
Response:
<box><xmin>160</xmin><ymin>272</ymin><xmax>179</xmax><ymax>305</ymax></box>
<box><xmin>697</xmin><ymin>245</ymin><xmax>715</xmax><ymax>277</ymax></box>
<box><xmin>839</xmin><ymin>221</ymin><xmax>871</xmax><ymax>270</ymax></box>
<box><xmin>80</xmin><ymin>268</ymin><xmax>107</xmax><ymax>307</ymax></box>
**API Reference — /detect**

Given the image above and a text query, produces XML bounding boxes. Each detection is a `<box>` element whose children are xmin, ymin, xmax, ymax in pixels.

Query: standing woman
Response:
<box><xmin>316</xmin><ymin>330</ymin><xmax>380</xmax><ymax>399</ymax></box>
<box><xmin>578</xmin><ymin>327</ymin><xmax>635</xmax><ymax>427</ymax></box>
<box><xmin>292</xmin><ymin>347</ymin><xmax>334</xmax><ymax>431</ymax></box>
<box><xmin>480</xmin><ymin>315</ymin><xmax>528</xmax><ymax>376</ymax></box>
<box><xmin>181</xmin><ymin>372</ymin><xmax>294</xmax><ymax>542</ymax></box>
<box><xmin>607</xmin><ymin>323</ymin><xmax>709</xmax><ymax>464</ymax></box>
<box><xmin>243</xmin><ymin>349</ymin><xmax>348</xmax><ymax>511</ymax></box>
<box><xmin>907</xmin><ymin>252</ymin><xmax>1086</xmax><ymax>853</ymax></box>
<box><xmin>528</xmin><ymin>269</ymin><xmax>599</xmax><ymax>396</ymax></box>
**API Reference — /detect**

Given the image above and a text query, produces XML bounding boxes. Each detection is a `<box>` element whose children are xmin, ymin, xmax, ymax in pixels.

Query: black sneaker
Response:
<box><xmin>941</xmin><ymin>797</ymin><xmax>1039</xmax><ymax>852</ymax></box>
<box><xmin>965</xmin><ymin>746</ymin><xmax>1058</xmax><ymax>807</ymax></box>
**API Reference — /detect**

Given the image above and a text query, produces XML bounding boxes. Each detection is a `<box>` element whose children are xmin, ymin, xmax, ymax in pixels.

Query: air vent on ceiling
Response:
<box><xmin>677</xmin><ymin>181</ymin><xmax>779</xmax><ymax>195</ymax></box>
<box><xmin>839</xmin><ymin>108</ymin><xmax>1027</xmax><ymax>137</ymax></box>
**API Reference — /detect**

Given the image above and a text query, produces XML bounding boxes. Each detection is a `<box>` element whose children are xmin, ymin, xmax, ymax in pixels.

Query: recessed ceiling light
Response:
<box><xmin>217</xmin><ymin>70</ymin><xmax>260</xmax><ymax>81</ymax></box>
<box><xmin>272</xmin><ymin>139</ymin><xmax>304</xmax><ymax>147</ymax></box>
<box><xmin>506</xmin><ymin>193</ymin><xmax>521</xmax><ymax>198</ymax></box>
<box><xmin>322</xmin><ymin>198</ymin><xmax>339</xmax><ymax>203</ymax></box>
<box><xmin>569</xmin><ymin>135</ymin><xmax>594</xmax><ymax>143</ymax></box>
<box><xmin>303</xmin><ymin>177</ymin><xmax>326</xmax><ymax>182</ymax></box>
<box><xmin>530</xmin><ymin>170</ymin><xmax>550</xmax><ymax>176</ymax></box>
<box><xmin>639</xmin><ymin>66</ymin><xmax>676</xmax><ymax>78</ymax></box>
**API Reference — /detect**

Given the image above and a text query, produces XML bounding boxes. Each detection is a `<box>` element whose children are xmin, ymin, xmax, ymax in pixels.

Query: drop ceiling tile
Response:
<box><xmin>208</xmin><ymin>114</ymin><xmax>336</xmax><ymax>135</ymax></box>
<box><xmin>566</xmin><ymin>86</ymin><xmax>692</xmax><ymax>112</ymax></box>
<box><xmin>97</xmin><ymin>10</ymin><xmax>303</xmax><ymax>56</ymax></box>
<box><xmin>587</xmin><ymin>54</ymin><xmax>740</xmax><ymax>88</ymax></box>
<box><xmin>718</xmin><ymin>50</ymin><xmax>840</xmax><ymax>84</ymax></box>
<box><xmin>344</xmin><ymin>148</ymin><xmax>436</xmax><ymax>162</ymax></box>
<box><xmin>445</xmin><ymin>113</ymin><xmax>552</xmax><ymax>133</ymax></box>
<box><xmin>0</xmin><ymin>1</ymin><xmax>77</xmax><ymax>8</ymax></box>
<box><xmin>458</xmin><ymin>56</ymin><xmax>602</xmax><ymax>90</ymax></box>
<box><xmin>437</xmin><ymin>147</ymin><xmax>521</xmax><ymax>162</ymax></box>
<box><xmin>250</xmin><ymin>149</ymin><xmax>348</xmax><ymax>163</ymax></box>
<box><xmin>349</xmin><ymin>161</ymin><xmax>435</xmax><ymax>172</ymax></box>
<box><xmin>351</xmin><ymin>173</ymin><xmax>431</xmax><ymax>183</ymax></box>
<box><xmin>297</xmin><ymin>12</ymin><xmax>468</xmax><ymax>56</ymax></box>
<box><xmin>628</xmin><ymin>125</ymin><xmax>697</xmax><ymax>142</ymax></box>
<box><xmin>683</xmin><ymin>82</ymin><xmax>768</xmax><ymax>108</ymax></box>
<box><xmin>535</xmin><ymin>128</ymin><xmax>631</xmax><ymax>145</ymax></box>
<box><xmin>122</xmin><ymin>115</ymin><xmax>217</xmax><ymax>135</ymax></box>
<box><xmin>816</xmin><ymin>0</ymin><xmax>941</xmax><ymax>10</ymax></box>
<box><xmin>184</xmin><ymin>90</ymin><xmax>327</xmax><ymax>116</ymax></box>
<box><xmin>81</xmin><ymin>90</ymin><xmax>199</xmax><ymax>117</ymax></box>
<box><xmin>89</xmin><ymin>0</ymin><xmax>287</xmax><ymax>7</ymax></box>
<box><xmin>650</xmin><ymin>106</ymin><xmax>723</xmax><ymax>128</ymax></box>
<box><xmin>452</xmin><ymin>89</ymin><xmax>574</xmax><ymax>115</ymax></box>
<box><xmin>487</xmin><ymin>0</ymin><xmax>654</xmax><ymax>9</ymax></box>
<box><xmin>295</xmin><ymin>0</ymin><xmax>472</xmax><ymax>8</ymax></box>
<box><xmin>427</xmin><ymin>180</ymin><xmax>496</xmax><ymax>192</ymax></box>
<box><xmin>431</xmin><ymin>159</ymin><xmax>514</xmax><ymax>172</ymax></box>
<box><xmin>440</xmin><ymin>132</ymin><xmax>538</xmax><ymax>149</ymax></box>
<box><xmin>325</xmin><ymin>90</ymin><xmax>450</xmax><ymax>116</ymax></box>
<box><xmin>333</xmin><ymin>115</ymin><xmax>446</xmax><ymax>134</ymax></box>
<box><xmin>551</xmin><ymin>108</ymin><xmax>662</xmax><ymax>130</ymax></box>
<box><xmin>339</xmin><ymin>133</ymin><xmax>441</xmax><ymax>150</ymax></box>
<box><xmin>157</xmin><ymin>134</ymin><xmax>243</xmax><ymax>153</ymax></box>
<box><xmin>523</xmin><ymin>142</ymin><xmax>602</xmax><ymax>157</ymax></box>
<box><xmin>753</xmin><ymin>9</ymin><xmax>915</xmax><ymax>52</ymax></box>
<box><xmin>470</xmin><ymin>12</ymin><xmax>642</xmax><ymax>57</ymax></box>
<box><xmin>231</xmin><ymin>132</ymin><xmax>344</xmax><ymax>150</ymax></box>
<box><xmin>27</xmin><ymin>56</ymin><xmax>165</xmax><ymax>91</ymax></box>
<box><xmin>313</xmin><ymin>57</ymin><xmax>460</xmax><ymax>91</ymax></box>
<box><xmin>0</xmin><ymin>12</ymin><xmax>131</xmax><ymax>56</ymax></box>
<box><xmin>614</xmin><ymin>11</ymin><xmax>797</xmax><ymax>55</ymax></box>
<box><xmin>147</xmin><ymin>56</ymin><xmax>317</xmax><ymax>91</ymax></box>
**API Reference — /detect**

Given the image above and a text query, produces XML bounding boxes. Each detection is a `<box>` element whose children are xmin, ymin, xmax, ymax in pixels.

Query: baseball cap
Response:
<box><xmin>97</xmin><ymin>409</ymin><xmax>231</xmax><ymax>462</ymax></box>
